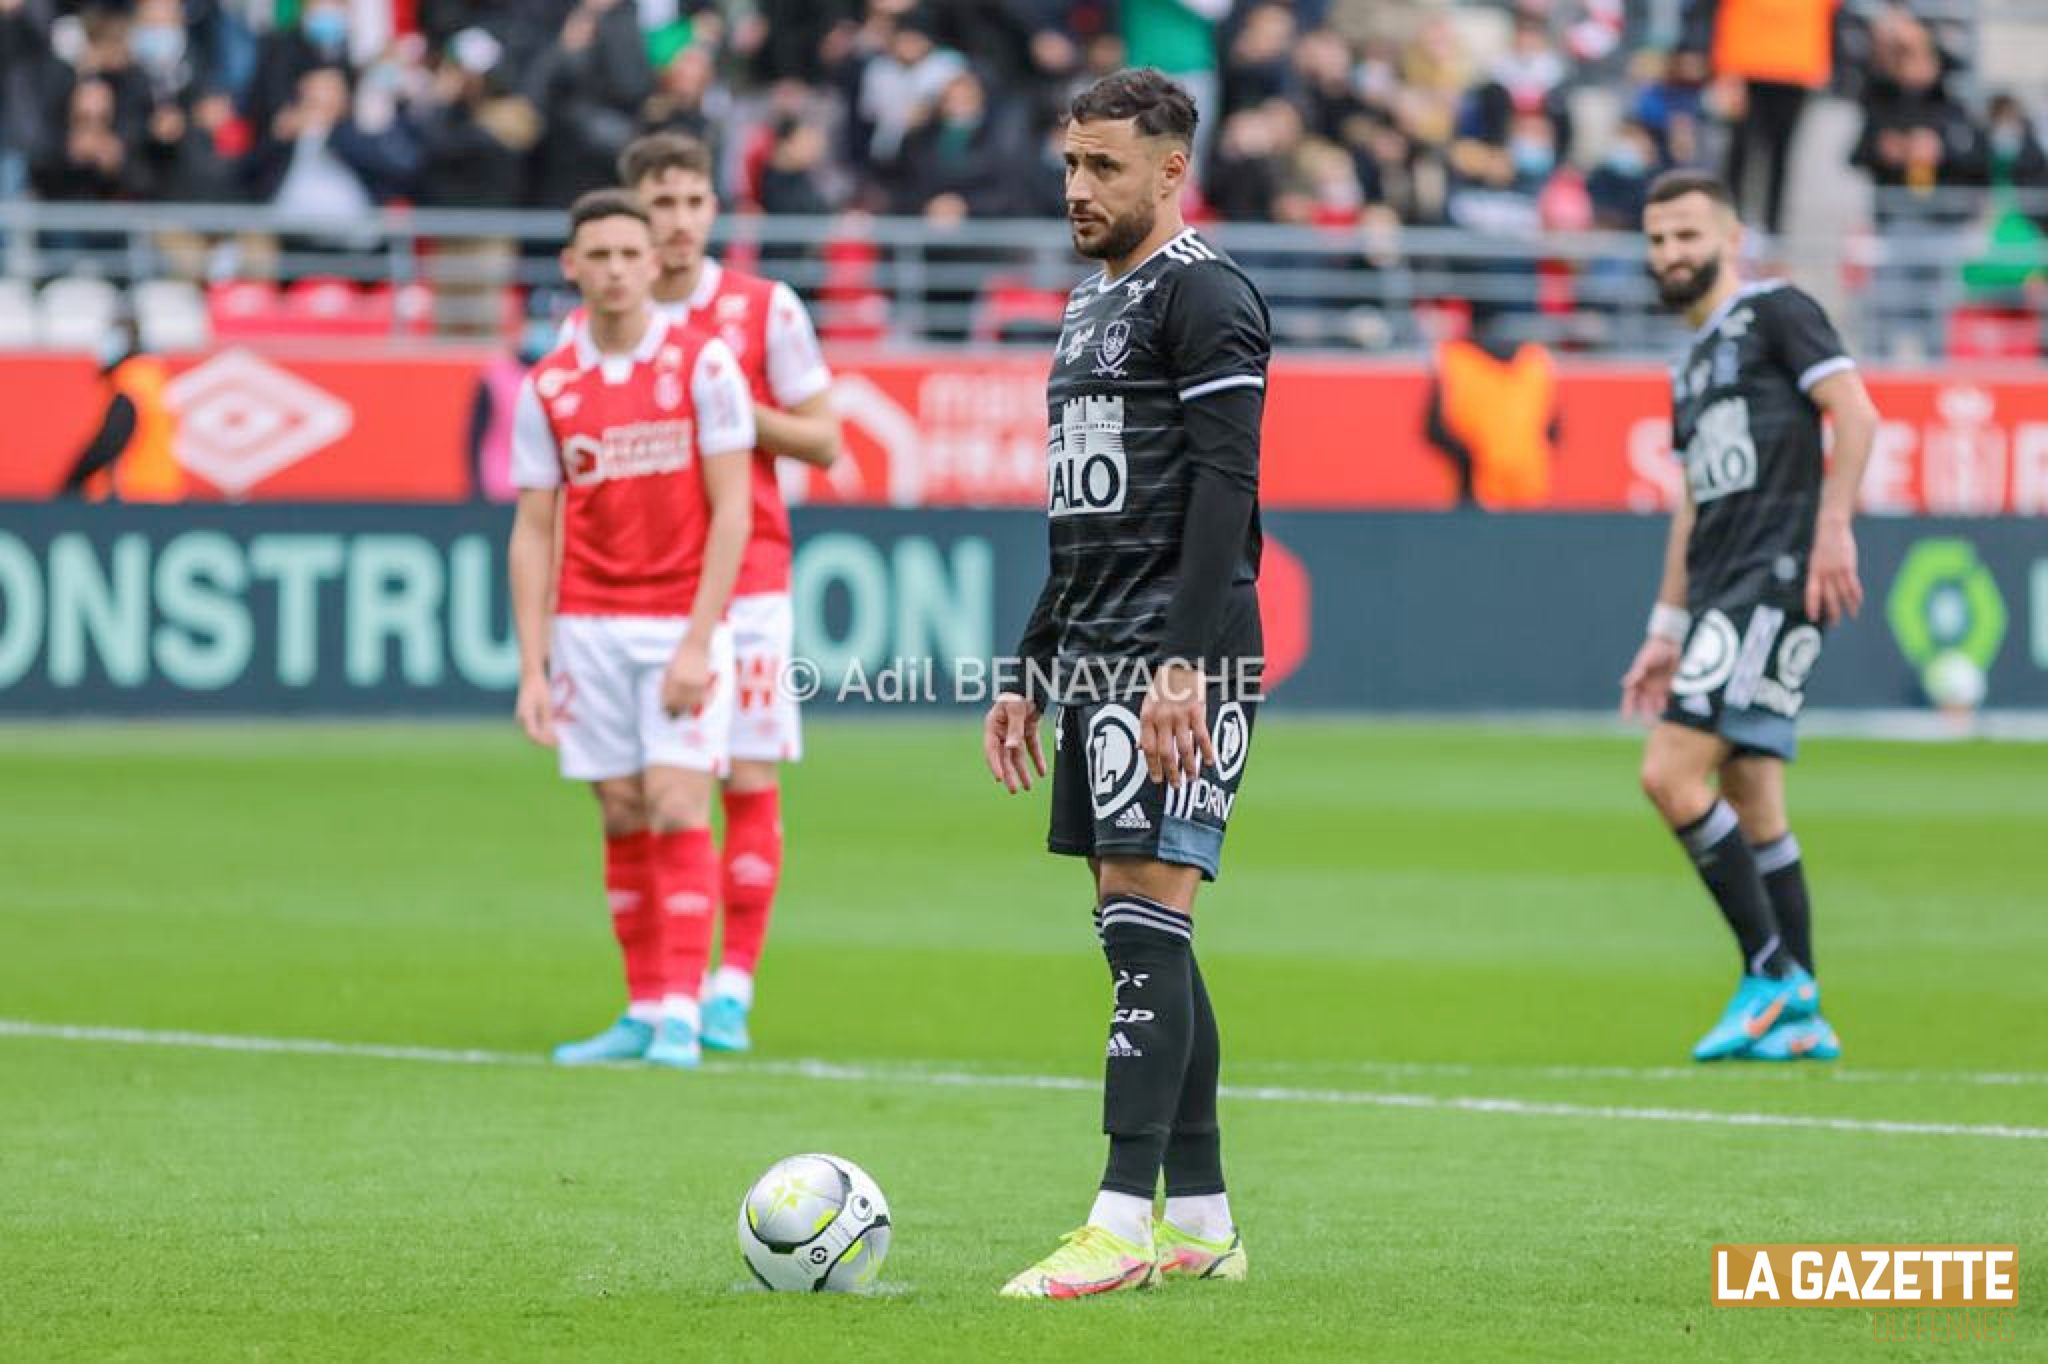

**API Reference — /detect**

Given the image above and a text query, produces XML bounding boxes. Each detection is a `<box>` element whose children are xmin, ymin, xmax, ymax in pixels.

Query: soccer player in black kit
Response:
<box><xmin>1622</xmin><ymin>171</ymin><xmax>1880</xmax><ymax>1063</ymax></box>
<box><xmin>982</xmin><ymin>68</ymin><xmax>1267</xmax><ymax>1299</ymax></box>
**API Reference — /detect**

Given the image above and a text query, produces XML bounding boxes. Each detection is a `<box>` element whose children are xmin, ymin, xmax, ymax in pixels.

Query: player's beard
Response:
<box><xmin>1074</xmin><ymin>202</ymin><xmax>1155</xmax><ymax>262</ymax></box>
<box><xmin>1652</xmin><ymin>254</ymin><xmax>1721</xmax><ymax>309</ymax></box>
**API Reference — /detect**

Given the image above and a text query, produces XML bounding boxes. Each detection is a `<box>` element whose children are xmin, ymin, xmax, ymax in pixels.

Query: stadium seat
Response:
<box><xmin>0</xmin><ymin>278</ymin><xmax>36</xmax><ymax>348</ymax></box>
<box><xmin>1946</xmin><ymin>304</ymin><xmax>2040</xmax><ymax>360</ymax></box>
<box><xmin>207</xmin><ymin>280</ymin><xmax>287</xmax><ymax>340</ymax></box>
<box><xmin>134</xmin><ymin>280</ymin><xmax>213</xmax><ymax>352</ymax></box>
<box><xmin>37</xmin><ymin>275</ymin><xmax>120</xmax><ymax>350</ymax></box>
<box><xmin>817</xmin><ymin>234</ymin><xmax>889</xmax><ymax>344</ymax></box>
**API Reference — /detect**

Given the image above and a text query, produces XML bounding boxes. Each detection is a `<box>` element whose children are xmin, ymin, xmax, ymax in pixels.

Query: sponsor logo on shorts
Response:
<box><xmin>1086</xmin><ymin>705</ymin><xmax>1148</xmax><ymax>819</ymax></box>
<box><xmin>1673</xmin><ymin>609</ymin><xmax>1740</xmax><ymax>697</ymax></box>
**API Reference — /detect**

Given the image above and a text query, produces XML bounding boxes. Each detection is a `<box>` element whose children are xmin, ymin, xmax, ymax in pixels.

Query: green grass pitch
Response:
<box><xmin>2</xmin><ymin>719</ymin><xmax>2044</xmax><ymax>1360</ymax></box>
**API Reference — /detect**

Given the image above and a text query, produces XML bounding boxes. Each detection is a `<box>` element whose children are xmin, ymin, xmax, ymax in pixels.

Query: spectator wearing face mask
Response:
<box><xmin>247</xmin><ymin>0</ymin><xmax>353</xmax><ymax>142</ymax></box>
<box><xmin>1588</xmin><ymin>118</ymin><xmax>1659</xmax><ymax>229</ymax></box>
<box><xmin>1984</xmin><ymin>93</ymin><xmax>2048</xmax><ymax>197</ymax></box>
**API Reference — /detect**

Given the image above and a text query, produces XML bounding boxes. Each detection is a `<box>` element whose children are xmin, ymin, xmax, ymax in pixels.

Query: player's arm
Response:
<box><xmin>1620</xmin><ymin>463</ymin><xmax>1695</xmax><ymax>721</ymax></box>
<box><xmin>757</xmin><ymin>282</ymin><xmax>842</xmax><ymax>468</ymax></box>
<box><xmin>1770</xmin><ymin>287</ymin><xmax>1872</xmax><ymax>626</ymax></box>
<box><xmin>752</xmin><ymin>391</ymin><xmax>841</xmax><ymax>468</ymax></box>
<box><xmin>663</xmin><ymin>339</ymin><xmax>759</xmax><ymax>718</ymax></box>
<box><xmin>57</xmin><ymin>391</ymin><xmax>136</xmax><ymax>495</ymax></box>
<box><xmin>508</xmin><ymin>375</ymin><xmax>564</xmax><ymax>745</ymax></box>
<box><xmin>1150</xmin><ymin>263</ymin><xmax>1270</xmax><ymax>786</ymax></box>
<box><xmin>1806</xmin><ymin>368</ymin><xmax>1878</xmax><ymax>625</ymax></box>
<box><xmin>987</xmin><ymin>573</ymin><xmax>1056</xmax><ymax>794</ymax></box>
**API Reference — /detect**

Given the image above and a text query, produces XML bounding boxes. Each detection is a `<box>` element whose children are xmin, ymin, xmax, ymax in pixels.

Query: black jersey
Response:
<box><xmin>1671</xmin><ymin>281</ymin><xmax>1854</xmax><ymax>608</ymax></box>
<box><xmin>1016</xmin><ymin>228</ymin><xmax>1271</xmax><ymax>702</ymax></box>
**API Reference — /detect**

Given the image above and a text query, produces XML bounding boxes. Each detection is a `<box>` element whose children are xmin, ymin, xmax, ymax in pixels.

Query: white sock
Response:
<box><xmin>661</xmin><ymin>995</ymin><xmax>701</xmax><ymax>1033</ymax></box>
<box><xmin>1086</xmin><ymin>1190</ymin><xmax>1154</xmax><ymax>1247</ymax></box>
<box><xmin>709</xmin><ymin>965</ymin><xmax>755</xmax><ymax>1008</ymax></box>
<box><xmin>626</xmin><ymin>1001</ymin><xmax>663</xmax><ymax>1025</ymax></box>
<box><xmin>1163</xmin><ymin>1193</ymin><xmax>1233</xmax><ymax>1242</ymax></box>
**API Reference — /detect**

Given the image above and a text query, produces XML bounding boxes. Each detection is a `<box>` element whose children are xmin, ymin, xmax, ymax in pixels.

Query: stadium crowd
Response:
<box><xmin>3</xmin><ymin>0</ymin><xmax>2042</xmax><ymax>232</ymax></box>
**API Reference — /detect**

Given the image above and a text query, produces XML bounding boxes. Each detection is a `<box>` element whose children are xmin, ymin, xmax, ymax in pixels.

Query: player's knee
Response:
<box><xmin>1638</xmin><ymin>756</ymin><xmax>1701</xmax><ymax>822</ymax></box>
<box><xmin>724</xmin><ymin>759</ymin><xmax>779</xmax><ymax>795</ymax></box>
<box><xmin>592</xmin><ymin>782</ymin><xmax>648</xmax><ymax>836</ymax></box>
<box><xmin>645</xmin><ymin>789</ymin><xmax>713</xmax><ymax>833</ymax></box>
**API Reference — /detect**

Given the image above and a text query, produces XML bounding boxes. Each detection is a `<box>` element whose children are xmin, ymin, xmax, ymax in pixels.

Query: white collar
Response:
<box><xmin>573</xmin><ymin>310</ymin><xmax>668</xmax><ymax>371</ymax></box>
<box><xmin>1691</xmin><ymin>280</ymin><xmax>1777</xmax><ymax>342</ymax></box>
<box><xmin>1093</xmin><ymin>227</ymin><xmax>1196</xmax><ymax>294</ymax></box>
<box><xmin>682</xmin><ymin>257</ymin><xmax>724</xmax><ymax>313</ymax></box>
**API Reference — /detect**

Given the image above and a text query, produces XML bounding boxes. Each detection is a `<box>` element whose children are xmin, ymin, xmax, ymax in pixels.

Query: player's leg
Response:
<box><xmin>705</xmin><ymin>592</ymin><xmax>799</xmax><ymax>1052</ymax></box>
<box><xmin>549</xmin><ymin>618</ymin><xmax>663</xmax><ymax>1064</ymax></box>
<box><xmin>1003</xmin><ymin>698</ymin><xmax>1252</xmax><ymax>1297</ymax></box>
<box><xmin>1640</xmin><ymin>722</ymin><xmax>1812</xmax><ymax>1059</ymax></box>
<box><xmin>1721</xmin><ymin>755</ymin><xmax>1839</xmax><ymax>1060</ymax></box>
<box><xmin>640</xmin><ymin>763</ymin><xmax>719</xmax><ymax>1068</ymax></box>
<box><xmin>631</xmin><ymin>619</ymin><xmax>738</xmax><ymax>1070</ymax></box>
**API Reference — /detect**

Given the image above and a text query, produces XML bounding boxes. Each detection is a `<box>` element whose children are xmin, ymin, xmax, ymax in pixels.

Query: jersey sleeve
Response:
<box><xmin>692</xmin><ymin>337</ymin><xmax>759</xmax><ymax>458</ymax></box>
<box><xmin>1161</xmin><ymin>262</ymin><xmax>1271</xmax><ymax>487</ymax></box>
<box><xmin>1767</xmin><ymin>287</ymin><xmax>1855</xmax><ymax>394</ymax></box>
<box><xmin>1162</xmin><ymin>262</ymin><xmax>1270</xmax><ymax>404</ymax></box>
<box><xmin>510</xmin><ymin>374</ymin><xmax>562</xmax><ymax>490</ymax></box>
<box><xmin>763</xmin><ymin>281</ymin><xmax>833</xmax><ymax>408</ymax></box>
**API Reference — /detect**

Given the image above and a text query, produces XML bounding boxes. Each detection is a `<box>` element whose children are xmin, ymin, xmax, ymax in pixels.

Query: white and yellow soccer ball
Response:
<box><xmin>737</xmin><ymin>1154</ymin><xmax>891</xmax><ymax>1293</ymax></box>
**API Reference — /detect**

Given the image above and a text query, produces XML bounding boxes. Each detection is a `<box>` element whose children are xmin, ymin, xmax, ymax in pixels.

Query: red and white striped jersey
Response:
<box><xmin>559</xmin><ymin>258</ymin><xmax>832</xmax><ymax>594</ymax></box>
<box><xmin>513</xmin><ymin>313</ymin><xmax>757</xmax><ymax>617</ymax></box>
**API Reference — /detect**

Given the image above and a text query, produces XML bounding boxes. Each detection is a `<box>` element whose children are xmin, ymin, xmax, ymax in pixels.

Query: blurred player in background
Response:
<box><xmin>1622</xmin><ymin>170</ymin><xmax>1878</xmax><ymax>1063</ymax></box>
<box><xmin>509</xmin><ymin>190</ymin><xmax>758</xmax><ymax>1070</ymax></box>
<box><xmin>563</xmin><ymin>132</ymin><xmax>842</xmax><ymax>1054</ymax></box>
<box><xmin>985</xmin><ymin>70</ymin><xmax>1267</xmax><ymax>1299</ymax></box>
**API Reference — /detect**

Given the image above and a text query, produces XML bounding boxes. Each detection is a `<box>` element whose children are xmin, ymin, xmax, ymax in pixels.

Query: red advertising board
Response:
<box><xmin>3</xmin><ymin>346</ymin><xmax>2044</xmax><ymax>513</ymax></box>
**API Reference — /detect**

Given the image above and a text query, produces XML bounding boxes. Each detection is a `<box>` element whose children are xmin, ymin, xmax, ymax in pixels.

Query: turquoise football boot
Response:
<box><xmin>1748</xmin><ymin>1015</ymin><xmax>1842</xmax><ymax>1061</ymax></box>
<box><xmin>701</xmin><ymin>993</ymin><xmax>752</xmax><ymax>1053</ymax></box>
<box><xmin>551</xmin><ymin>1015</ymin><xmax>653</xmax><ymax>1065</ymax></box>
<box><xmin>643</xmin><ymin>1015</ymin><xmax>702</xmax><ymax>1070</ymax></box>
<box><xmin>1692</xmin><ymin>968</ymin><xmax>1819</xmax><ymax>1061</ymax></box>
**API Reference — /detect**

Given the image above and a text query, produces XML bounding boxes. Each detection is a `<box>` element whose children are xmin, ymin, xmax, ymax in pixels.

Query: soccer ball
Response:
<box><xmin>737</xmin><ymin>1153</ymin><xmax>892</xmax><ymax>1293</ymax></box>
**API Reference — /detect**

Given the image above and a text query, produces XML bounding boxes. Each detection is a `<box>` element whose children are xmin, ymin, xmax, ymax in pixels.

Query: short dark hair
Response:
<box><xmin>1067</xmin><ymin>67</ymin><xmax>1198</xmax><ymax>148</ymax></box>
<box><xmin>1646</xmin><ymin>168</ymin><xmax>1736</xmax><ymax>213</ymax></box>
<box><xmin>567</xmin><ymin>189</ymin><xmax>650</xmax><ymax>241</ymax></box>
<box><xmin>617</xmin><ymin>131</ymin><xmax>714</xmax><ymax>189</ymax></box>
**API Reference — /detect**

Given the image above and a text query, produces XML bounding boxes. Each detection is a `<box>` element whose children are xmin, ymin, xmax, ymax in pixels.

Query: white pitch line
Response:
<box><xmin>2</xmin><ymin>1020</ymin><xmax>2043</xmax><ymax>1142</ymax></box>
<box><xmin>1226</xmin><ymin>1058</ymin><xmax>2048</xmax><ymax>1089</ymax></box>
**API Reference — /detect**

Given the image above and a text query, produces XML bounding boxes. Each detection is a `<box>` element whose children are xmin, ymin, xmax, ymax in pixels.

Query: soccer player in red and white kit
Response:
<box><xmin>509</xmin><ymin>190</ymin><xmax>760</xmax><ymax>1070</ymax></box>
<box><xmin>564</xmin><ymin>132</ymin><xmax>841</xmax><ymax>1054</ymax></box>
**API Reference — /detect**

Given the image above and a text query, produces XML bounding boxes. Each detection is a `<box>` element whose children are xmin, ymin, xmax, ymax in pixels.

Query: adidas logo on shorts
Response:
<box><xmin>1106</xmin><ymin>1031</ymin><xmax>1143</xmax><ymax>1059</ymax></box>
<box><xmin>1113</xmin><ymin>804</ymin><xmax>1151</xmax><ymax>831</ymax></box>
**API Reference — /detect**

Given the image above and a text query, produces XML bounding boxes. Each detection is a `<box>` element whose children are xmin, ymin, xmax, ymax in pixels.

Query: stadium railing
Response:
<box><xmin>2</xmin><ymin>192</ymin><xmax>2043</xmax><ymax>360</ymax></box>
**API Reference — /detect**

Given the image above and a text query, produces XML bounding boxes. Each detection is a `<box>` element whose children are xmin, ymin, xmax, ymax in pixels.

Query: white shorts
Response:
<box><xmin>727</xmin><ymin>591</ymin><xmax>803</xmax><ymax>764</ymax></box>
<box><xmin>550</xmin><ymin>615</ymin><xmax>735</xmax><ymax>782</ymax></box>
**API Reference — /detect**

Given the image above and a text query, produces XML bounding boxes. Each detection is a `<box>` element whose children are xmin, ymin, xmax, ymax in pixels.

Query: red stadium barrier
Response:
<box><xmin>4</xmin><ymin>347</ymin><xmax>2045</xmax><ymax>513</ymax></box>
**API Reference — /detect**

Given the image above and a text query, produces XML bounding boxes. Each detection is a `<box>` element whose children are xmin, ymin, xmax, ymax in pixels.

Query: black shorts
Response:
<box><xmin>1661</xmin><ymin>599</ymin><xmax>1824</xmax><ymax>762</ymax></box>
<box><xmin>1048</xmin><ymin>695</ymin><xmax>1256</xmax><ymax>881</ymax></box>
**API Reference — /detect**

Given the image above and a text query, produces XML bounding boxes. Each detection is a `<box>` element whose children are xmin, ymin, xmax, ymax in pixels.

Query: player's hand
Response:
<box><xmin>1140</xmin><ymin>661</ymin><xmax>1215</xmax><ymax>788</ymax></box>
<box><xmin>661</xmin><ymin>636</ymin><xmax>715</xmax><ymax>718</ymax></box>
<box><xmin>983</xmin><ymin>691</ymin><xmax>1045</xmax><ymax>794</ymax></box>
<box><xmin>1806</xmin><ymin>514</ymin><xmax>1862</xmax><ymax>626</ymax></box>
<box><xmin>515</xmin><ymin>671</ymin><xmax>556</xmax><ymax>747</ymax></box>
<box><xmin>1619</xmin><ymin>637</ymin><xmax>1680</xmax><ymax>722</ymax></box>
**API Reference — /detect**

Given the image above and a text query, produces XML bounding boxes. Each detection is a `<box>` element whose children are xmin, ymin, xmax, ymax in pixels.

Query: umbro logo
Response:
<box><xmin>1113</xmin><ymin>804</ymin><xmax>1151</xmax><ymax>832</ymax></box>
<box><xmin>1106</xmin><ymin>1031</ymin><xmax>1143</xmax><ymax>1059</ymax></box>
